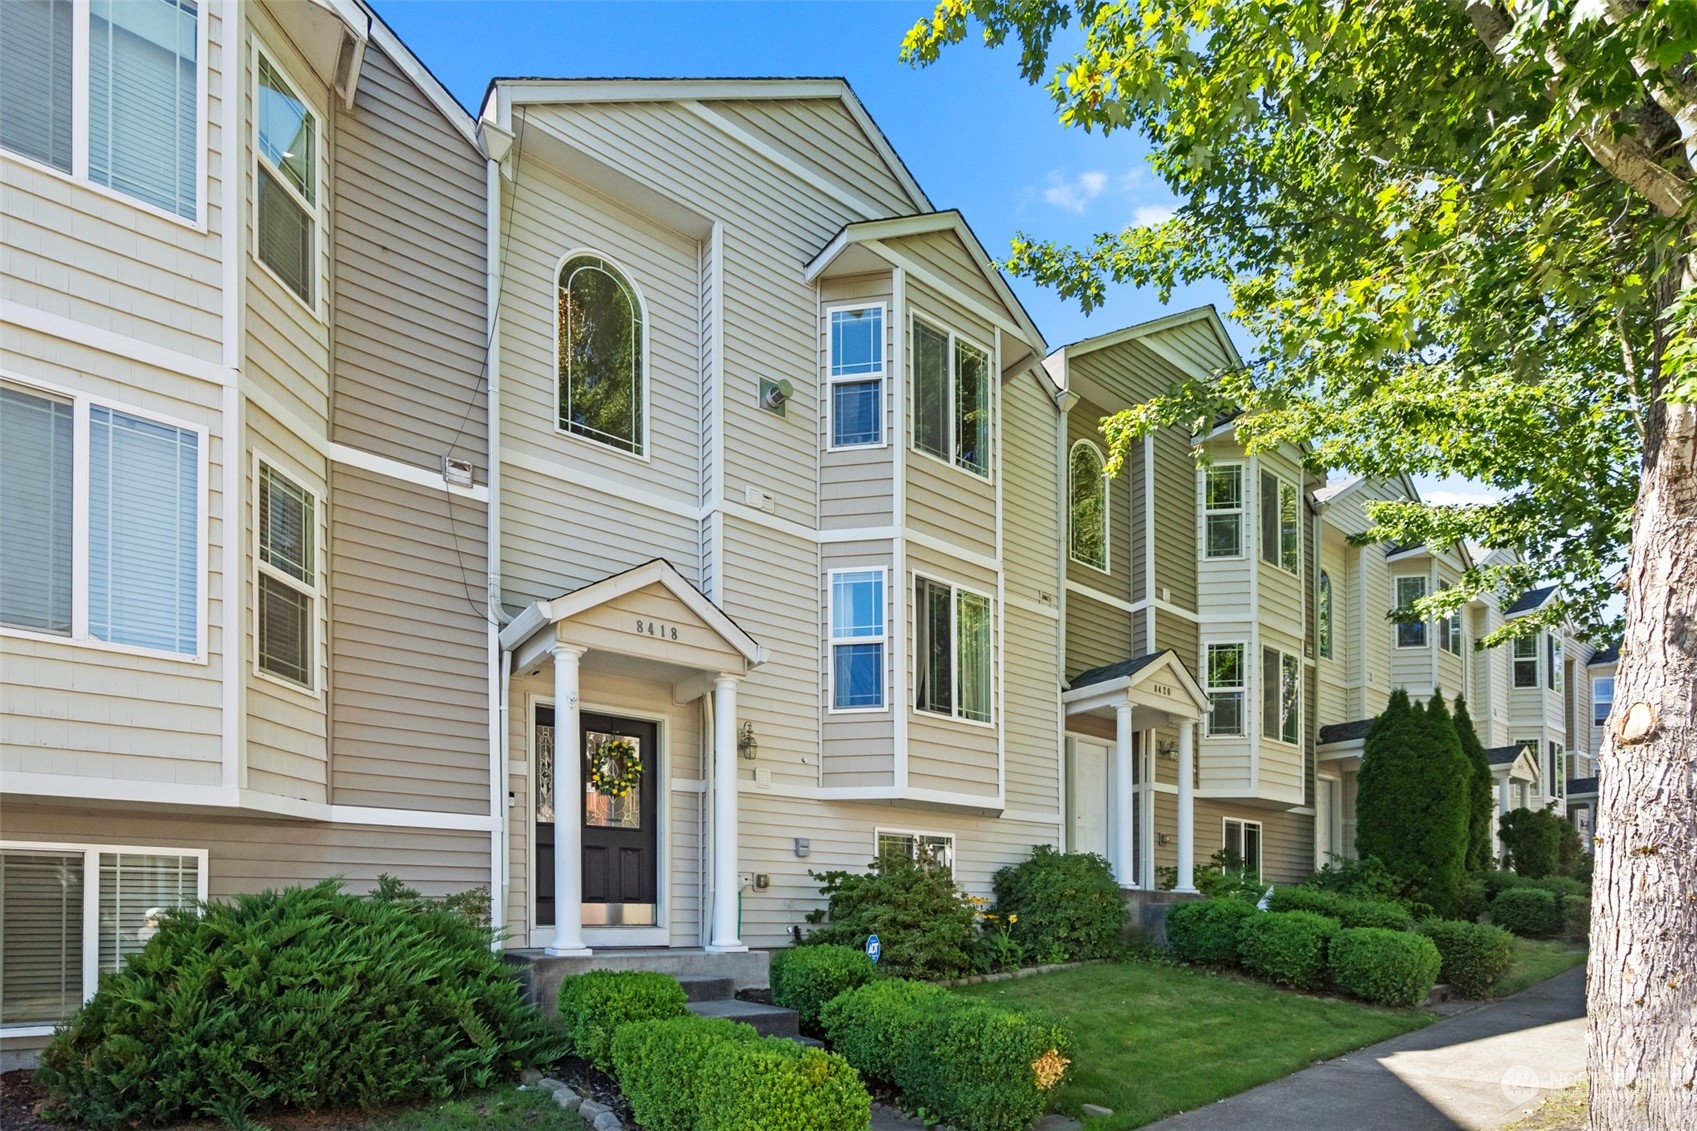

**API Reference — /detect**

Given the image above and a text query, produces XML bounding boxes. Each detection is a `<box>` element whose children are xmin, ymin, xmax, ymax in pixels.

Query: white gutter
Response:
<box><xmin>482</xmin><ymin>94</ymin><xmax>511</xmax><ymax>940</ymax></box>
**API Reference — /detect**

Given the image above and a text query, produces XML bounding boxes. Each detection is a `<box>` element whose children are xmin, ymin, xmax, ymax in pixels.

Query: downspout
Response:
<box><xmin>1052</xmin><ymin>371</ymin><xmax>1077</xmax><ymax>850</ymax></box>
<box><xmin>482</xmin><ymin>99</ymin><xmax>513</xmax><ymax>943</ymax></box>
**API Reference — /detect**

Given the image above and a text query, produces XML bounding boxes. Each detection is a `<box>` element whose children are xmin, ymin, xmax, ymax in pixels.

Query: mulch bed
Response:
<box><xmin>546</xmin><ymin>1058</ymin><xmax>634</xmax><ymax>1125</ymax></box>
<box><xmin>2</xmin><ymin>1069</ymin><xmax>50</xmax><ymax>1131</ymax></box>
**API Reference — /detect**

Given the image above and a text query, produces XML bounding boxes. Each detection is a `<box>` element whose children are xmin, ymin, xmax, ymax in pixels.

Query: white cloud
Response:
<box><xmin>1043</xmin><ymin>169</ymin><xmax>1109</xmax><ymax>213</ymax></box>
<box><xmin>1131</xmin><ymin>203</ymin><xmax>1177</xmax><ymax>227</ymax></box>
<box><xmin>1423</xmin><ymin>489</ymin><xmax>1500</xmax><ymax>507</ymax></box>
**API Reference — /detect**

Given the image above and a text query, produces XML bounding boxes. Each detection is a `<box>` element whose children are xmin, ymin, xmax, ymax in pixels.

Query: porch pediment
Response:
<box><xmin>501</xmin><ymin>560</ymin><xmax>762</xmax><ymax>679</ymax></box>
<box><xmin>1062</xmin><ymin>649</ymin><xmax>1209</xmax><ymax>724</ymax></box>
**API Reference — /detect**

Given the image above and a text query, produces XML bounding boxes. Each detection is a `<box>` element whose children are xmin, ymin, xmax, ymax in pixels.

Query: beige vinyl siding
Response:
<box><xmin>819</xmin><ymin>274</ymin><xmax>895</xmax><ymax>530</ymax></box>
<box><xmin>1253</xmin><ymin>453</ymin><xmax>1307</xmax><ymax>640</ymax></box>
<box><xmin>819</xmin><ymin>542</ymin><xmax>896</xmax><ymax>790</ymax></box>
<box><xmin>327</xmin><ymin>466</ymin><xmax>488</xmax><ymax>813</ymax></box>
<box><xmin>1066</xmin><ymin>591</ymin><xmax>1136</xmax><ymax>683</ymax></box>
<box><xmin>330</xmin><ymin>44</ymin><xmax>487</xmax><ymax>476</ymax></box>
<box><xmin>1389</xmin><ymin>564</ymin><xmax>1433</xmax><ymax>693</ymax></box>
<box><xmin>1258</xmin><ymin>624</ymin><xmax>1307</xmax><ymax>801</ymax></box>
<box><xmin>886</xmin><ymin>229</ymin><xmax>1002</xmax><ymax>313</ymax></box>
<box><xmin>709</xmin><ymin>99</ymin><xmax>920</xmax><ymax>218</ymax></box>
<box><xmin>1065</xmin><ymin>396</ymin><xmax>1133</xmax><ymax>599</ymax></box>
<box><xmin>1192</xmin><ymin>799</ymin><xmax>1312</xmax><ymax>884</ymax></box>
<box><xmin>904</xmin><ymin>541</ymin><xmax>998</xmax><ymax>799</ymax></box>
<box><xmin>1154</xmin><ymin>609</ymin><xmax>1198</xmax><ymax>667</ymax></box>
<box><xmin>1317</xmin><ymin>525</ymin><xmax>1352</xmax><ymax>724</ymax></box>
<box><xmin>1153</xmin><ymin>425</ymin><xmax>1197</xmax><ymax>608</ymax></box>
<box><xmin>1195</xmin><ymin>438</ymin><xmax>1253</xmax><ymax>616</ymax></box>
<box><xmin>903</xmin><ymin>281</ymin><xmax>997</xmax><ymax>563</ymax></box>
<box><xmin>1003</xmin><ymin>598</ymin><xmax>1061</xmax><ymax>812</ymax></box>
<box><xmin>0</xmin><ymin>6</ymin><xmax>228</xmax><ymax>363</ymax></box>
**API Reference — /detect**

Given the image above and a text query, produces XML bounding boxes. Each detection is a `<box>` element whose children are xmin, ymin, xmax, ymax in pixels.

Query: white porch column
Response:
<box><xmin>707</xmin><ymin>674</ymin><xmax>747</xmax><ymax>952</ymax></box>
<box><xmin>1113</xmin><ymin>702</ymin><xmax>1135</xmax><ymax>888</ymax></box>
<box><xmin>1175</xmin><ymin>720</ymin><xmax>1198</xmax><ymax>893</ymax></box>
<box><xmin>548</xmin><ymin>644</ymin><xmax>591</xmax><ymax>956</ymax></box>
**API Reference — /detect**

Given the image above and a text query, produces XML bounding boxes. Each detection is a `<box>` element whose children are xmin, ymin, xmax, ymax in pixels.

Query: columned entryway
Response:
<box><xmin>499</xmin><ymin>560</ymin><xmax>762</xmax><ymax>955</ymax></box>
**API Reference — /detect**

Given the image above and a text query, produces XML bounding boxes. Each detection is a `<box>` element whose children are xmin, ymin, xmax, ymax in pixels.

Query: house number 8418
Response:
<box><xmin>635</xmin><ymin>619</ymin><xmax>678</xmax><ymax>640</ymax></box>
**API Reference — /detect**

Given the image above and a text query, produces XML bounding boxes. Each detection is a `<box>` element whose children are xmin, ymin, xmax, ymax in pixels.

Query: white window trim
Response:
<box><xmin>912</xmin><ymin>572</ymin><xmax>995</xmax><ymax>728</ymax></box>
<box><xmin>1261</xmin><ymin>645</ymin><xmax>1302</xmax><ymax>747</ymax></box>
<box><xmin>1549</xmin><ymin>636</ymin><xmax>1563</xmax><ymax>692</ymax></box>
<box><xmin>827</xmin><ymin>566</ymin><xmax>888</xmax><ymax>715</ymax></box>
<box><xmin>1222</xmin><ymin>817</ymin><xmax>1263</xmax><ymax>874</ymax></box>
<box><xmin>1393</xmin><ymin>574</ymin><xmax>1429</xmax><ymax>649</ymax></box>
<box><xmin>1068</xmin><ymin>439</ymin><xmax>1110</xmax><ymax>573</ymax></box>
<box><xmin>251</xmin><ymin>452</ymin><xmax>324</xmax><ymax>698</ymax></box>
<box><xmin>0</xmin><ymin>371</ymin><xmax>209</xmax><ymax>663</ymax></box>
<box><xmin>2</xmin><ymin>0</ymin><xmax>210</xmax><ymax>231</ymax></box>
<box><xmin>1317</xmin><ymin>570</ymin><xmax>1334</xmax><ymax>660</ymax></box>
<box><xmin>909</xmin><ymin>314</ymin><xmax>995</xmax><ymax>482</ymax></box>
<box><xmin>1258</xmin><ymin>470</ymin><xmax>1300</xmax><ymax>574</ymax></box>
<box><xmin>1202</xmin><ymin>640</ymin><xmax>1247</xmax><ymax>739</ymax></box>
<box><xmin>0</xmin><ymin>840</ymin><xmax>208</xmax><ymax>1037</ymax></box>
<box><xmin>1592</xmin><ymin>676</ymin><xmax>1614</xmax><ymax>724</ymax></box>
<box><xmin>551</xmin><ymin>247</ymin><xmax>652</xmax><ymax>463</ymax></box>
<box><xmin>873</xmin><ymin>827</ymin><xmax>955</xmax><ymax>870</ymax></box>
<box><xmin>1201</xmin><ymin>462</ymin><xmax>1246</xmax><ymax>560</ymax></box>
<box><xmin>1513</xmin><ymin>634</ymin><xmax>1540</xmax><ymax>688</ymax></box>
<box><xmin>250</xmin><ymin>43</ymin><xmax>326</xmax><ymax>320</ymax></box>
<box><xmin>1438</xmin><ymin>582</ymin><xmax>1463</xmax><ymax>656</ymax></box>
<box><xmin>826</xmin><ymin>302</ymin><xmax>889</xmax><ymax>452</ymax></box>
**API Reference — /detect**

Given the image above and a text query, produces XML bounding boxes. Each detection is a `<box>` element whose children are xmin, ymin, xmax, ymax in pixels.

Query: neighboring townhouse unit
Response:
<box><xmin>2</xmin><ymin>0</ymin><xmax>493</xmax><ymax>1059</ymax></box>
<box><xmin>477</xmin><ymin>79</ymin><xmax>1066</xmax><ymax>955</ymax></box>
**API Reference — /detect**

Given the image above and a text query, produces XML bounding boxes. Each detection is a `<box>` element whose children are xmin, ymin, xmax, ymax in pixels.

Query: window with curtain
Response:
<box><xmin>88</xmin><ymin>406</ymin><xmax>199</xmax><ymax>654</ymax></box>
<box><xmin>1394</xmin><ymin>575</ymin><xmax>1428</xmax><ymax>648</ymax></box>
<box><xmin>1513</xmin><ymin>635</ymin><xmax>1539</xmax><ymax>687</ymax></box>
<box><xmin>914</xmin><ymin>576</ymin><xmax>992</xmax><ymax>723</ymax></box>
<box><xmin>559</xmin><ymin>254</ymin><xmax>645</xmax><ymax>455</ymax></box>
<box><xmin>1068</xmin><ymin>441</ymin><xmax>1108</xmax><ymax>570</ymax></box>
<box><xmin>911</xmin><ymin>319</ymin><xmax>991</xmax><ymax>477</ymax></box>
<box><xmin>88</xmin><ymin>0</ymin><xmax>199</xmax><ymax>218</ymax></box>
<box><xmin>0</xmin><ymin>0</ymin><xmax>74</xmax><ymax>172</ymax></box>
<box><xmin>1317</xmin><ymin>571</ymin><xmax>1333</xmax><ymax>659</ymax></box>
<box><xmin>257</xmin><ymin>463</ymin><xmax>315</xmax><ymax>687</ymax></box>
<box><xmin>256</xmin><ymin>53</ymin><xmax>316</xmax><ymax>303</ymax></box>
<box><xmin>830</xmin><ymin>570</ymin><xmax>885</xmax><ymax>710</ymax></box>
<box><xmin>1204</xmin><ymin>464</ymin><xmax>1244</xmax><ymax>557</ymax></box>
<box><xmin>828</xmin><ymin>306</ymin><xmax>883</xmax><ymax>447</ymax></box>
<box><xmin>1205</xmin><ymin>642</ymin><xmax>1245</xmax><ymax>737</ymax></box>
<box><xmin>1</xmin><ymin>385</ymin><xmax>75</xmax><ymax>634</ymax></box>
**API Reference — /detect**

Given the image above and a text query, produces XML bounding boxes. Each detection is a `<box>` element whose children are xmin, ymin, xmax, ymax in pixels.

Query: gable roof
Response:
<box><xmin>1068</xmin><ymin>651</ymin><xmax>1167</xmax><ymax>691</ymax></box>
<box><xmin>1588</xmin><ymin>642</ymin><xmax>1619</xmax><ymax>666</ymax></box>
<box><xmin>1506</xmin><ymin>585</ymin><xmax>1558</xmax><ymax>616</ymax></box>
<box><xmin>1062</xmin><ymin>649</ymin><xmax>1210</xmax><ymax>717</ymax></box>
<box><xmin>1054</xmin><ymin>305</ymin><xmax>1242</xmax><ymax>378</ymax></box>
<box><xmin>1318</xmin><ymin>718</ymin><xmax>1374</xmax><ymax>745</ymax></box>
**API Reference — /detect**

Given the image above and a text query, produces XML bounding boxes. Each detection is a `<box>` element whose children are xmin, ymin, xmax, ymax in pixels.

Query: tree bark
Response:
<box><xmin>1588</xmin><ymin>341</ymin><xmax>1697</xmax><ymax>1127</ymax></box>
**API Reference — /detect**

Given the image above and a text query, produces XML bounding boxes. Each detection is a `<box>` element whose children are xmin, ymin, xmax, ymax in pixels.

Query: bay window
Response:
<box><xmin>914</xmin><ymin>576</ymin><xmax>992</xmax><ymax>723</ymax></box>
<box><xmin>828</xmin><ymin>306</ymin><xmax>884</xmax><ymax>448</ymax></box>
<box><xmin>829</xmin><ymin>568</ymin><xmax>885</xmax><ymax>710</ymax></box>
<box><xmin>1203</xmin><ymin>463</ymin><xmax>1244</xmax><ymax>558</ymax></box>
<box><xmin>912</xmin><ymin>319</ymin><xmax>991</xmax><ymax>477</ymax></box>
<box><xmin>1262</xmin><ymin>646</ymin><xmax>1300</xmax><ymax>745</ymax></box>
<box><xmin>1205</xmin><ymin>642</ymin><xmax>1246</xmax><ymax>737</ymax></box>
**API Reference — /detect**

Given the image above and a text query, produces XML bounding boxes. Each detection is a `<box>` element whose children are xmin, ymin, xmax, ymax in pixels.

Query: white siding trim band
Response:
<box><xmin>329</xmin><ymin>442</ymin><xmax>490</xmax><ymax>501</ymax></box>
<box><xmin>2</xmin><ymin>302</ymin><xmax>235</xmax><ymax>387</ymax></box>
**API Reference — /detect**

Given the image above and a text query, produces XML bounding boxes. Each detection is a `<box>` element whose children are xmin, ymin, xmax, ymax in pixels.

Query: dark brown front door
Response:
<box><xmin>535</xmin><ymin>706</ymin><xmax>659</xmax><ymax>928</ymax></box>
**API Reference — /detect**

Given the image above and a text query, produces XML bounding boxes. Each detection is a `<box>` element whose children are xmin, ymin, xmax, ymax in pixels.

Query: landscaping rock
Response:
<box><xmin>1082</xmin><ymin>1103</ymin><xmax>1114</xmax><ymax>1117</ymax></box>
<box><xmin>592</xmin><ymin>1112</ymin><xmax>623</xmax><ymax>1131</ymax></box>
<box><xmin>520</xmin><ymin>1068</ymin><xmax>543</xmax><ymax>1085</ymax></box>
<box><xmin>553</xmin><ymin>1087</ymin><xmax>583</xmax><ymax>1111</ymax></box>
<box><xmin>578</xmin><ymin>1098</ymin><xmax>611</xmax><ymax>1121</ymax></box>
<box><xmin>537</xmin><ymin>1076</ymin><xmax>567</xmax><ymax>1093</ymax></box>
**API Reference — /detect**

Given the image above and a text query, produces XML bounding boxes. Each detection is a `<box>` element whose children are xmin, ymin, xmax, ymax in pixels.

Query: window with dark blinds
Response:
<box><xmin>0</xmin><ymin>0</ymin><xmax>74</xmax><ymax>171</ymax></box>
<box><xmin>257</xmin><ymin>464</ymin><xmax>315</xmax><ymax>687</ymax></box>
<box><xmin>0</xmin><ymin>851</ymin><xmax>84</xmax><ymax>1027</ymax></box>
<box><xmin>0</xmin><ymin>386</ymin><xmax>75</xmax><ymax>633</ymax></box>
<box><xmin>88</xmin><ymin>0</ymin><xmax>198</xmax><ymax>217</ymax></box>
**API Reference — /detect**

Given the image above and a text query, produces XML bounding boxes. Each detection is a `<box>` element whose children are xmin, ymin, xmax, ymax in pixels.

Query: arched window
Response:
<box><xmin>558</xmin><ymin>254</ymin><xmax>645</xmax><ymax>455</ymax></box>
<box><xmin>1069</xmin><ymin>440</ymin><xmax>1108</xmax><ymax>570</ymax></box>
<box><xmin>1317</xmin><ymin>570</ymin><xmax>1334</xmax><ymax>659</ymax></box>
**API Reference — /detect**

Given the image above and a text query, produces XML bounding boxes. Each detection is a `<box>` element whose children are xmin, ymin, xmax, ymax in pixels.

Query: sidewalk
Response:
<box><xmin>1144</xmin><ymin>966</ymin><xmax>1586</xmax><ymax>1130</ymax></box>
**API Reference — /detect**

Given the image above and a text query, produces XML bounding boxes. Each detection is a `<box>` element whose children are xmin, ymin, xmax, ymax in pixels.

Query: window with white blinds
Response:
<box><xmin>0</xmin><ymin>0</ymin><xmax>200</xmax><ymax>218</ymax></box>
<box><xmin>1</xmin><ymin>845</ymin><xmax>202</xmax><ymax>1032</ymax></box>
<box><xmin>89</xmin><ymin>406</ymin><xmax>200</xmax><ymax>654</ymax></box>
<box><xmin>256</xmin><ymin>53</ymin><xmax>317</xmax><ymax>304</ymax></box>
<box><xmin>0</xmin><ymin>386</ymin><xmax>75</xmax><ymax>634</ymax></box>
<box><xmin>257</xmin><ymin>463</ymin><xmax>316</xmax><ymax>687</ymax></box>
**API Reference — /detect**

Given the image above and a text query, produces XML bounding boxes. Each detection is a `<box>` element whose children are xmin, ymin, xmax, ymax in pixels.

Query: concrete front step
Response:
<box><xmin>686</xmin><ymin>997</ymin><xmax>800</xmax><ymax>1039</ymax></box>
<box><xmin>504</xmin><ymin>948</ymin><xmax>770</xmax><ymax>1017</ymax></box>
<box><xmin>675</xmin><ymin>974</ymin><xmax>736</xmax><ymax>1002</ymax></box>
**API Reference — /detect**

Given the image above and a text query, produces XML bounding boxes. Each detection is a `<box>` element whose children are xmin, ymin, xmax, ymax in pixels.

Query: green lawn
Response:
<box><xmin>1491</xmin><ymin>938</ymin><xmax>1588</xmax><ymax>999</ymax></box>
<box><xmin>954</xmin><ymin>960</ymin><xmax>1435</xmax><ymax>1129</ymax></box>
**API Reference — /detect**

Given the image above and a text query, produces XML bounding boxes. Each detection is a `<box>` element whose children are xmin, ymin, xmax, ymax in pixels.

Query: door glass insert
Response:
<box><xmin>585</xmin><ymin>729</ymin><xmax>642</xmax><ymax>829</ymax></box>
<box><xmin>535</xmin><ymin>722</ymin><xmax>555</xmax><ymax>823</ymax></box>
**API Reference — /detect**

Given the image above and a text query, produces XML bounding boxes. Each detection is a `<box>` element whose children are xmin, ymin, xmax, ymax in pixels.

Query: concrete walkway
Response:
<box><xmin>1146</xmin><ymin>966</ymin><xmax>1587</xmax><ymax>1131</ymax></box>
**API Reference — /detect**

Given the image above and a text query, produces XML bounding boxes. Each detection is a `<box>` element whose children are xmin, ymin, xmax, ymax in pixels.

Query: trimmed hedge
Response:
<box><xmin>1418</xmin><ymin>919</ymin><xmax>1515</xmax><ymax>999</ymax></box>
<box><xmin>557</xmin><ymin>970</ymin><xmax>688</xmax><ymax>1074</ymax></box>
<box><xmin>1165</xmin><ymin>898</ymin><xmax>1255</xmax><ymax>965</ymax></box>
<box><xmin>1526</xmin><ymin>876</ymin><xmax>1590</xmax><ymax>909</ymax></box>
<box><xmin>612</xmin><ymin>1015</ymin><xmax>760</xmax><ymax>1131</ymax></box>
<box><xmin>1266</xmin><ymin>887</ymin><xmax>1415</xmax><ymax>932</ymax></box>
<box><xmin>818</xmin><ymin>978</ymin><xmax>950</xmax><ymax>1085</ymax></box>
<box><xmin>1328</xmin><ymin>928</ymin><xmax>1441</xmax><ymax>1007</ymax></box>
<box><xmin>35</xmin><ymin>880</ymin><xmax>559</xmax><ymax>1129</ymax></box>
<box><xmin>1237</xmin><ymin>911</ymin><xmax>1341</xmax><ymax>990</ymax></box>
<box><xmin>699</xmin><ymin>1036</ymin><xmax>869</xmax><ymax>1131</ymax></box>
<box><xmin>894</xmin><ymin>1000</ymin><xmax>1072</xmax><ymax>1131</ymax></box>
<box><xmin>990</xmin><ymin>845</ymin><xmax>1127</xmax><ymax>961</ymax></box>
<box><xmin>1483</xmin><ymin>869</ymin><xmax>1528</xmax><ymax>901</ymax></box>
<box><xmin>769</xmin><ymin>944</ymin><xmax>875</xmax><ymax>1032</ymax></box>
<box><xmin>1490</xmin><ymin>888</ymin><xmax>1563</xmax><ymax>938</ymax></box>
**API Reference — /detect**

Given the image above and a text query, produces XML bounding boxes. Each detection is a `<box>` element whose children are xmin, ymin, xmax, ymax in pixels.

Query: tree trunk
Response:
<box><xmin>1588</xmin><ymin>375</ymin><xmax>1697</xmax><ymax>1127</ymax></box>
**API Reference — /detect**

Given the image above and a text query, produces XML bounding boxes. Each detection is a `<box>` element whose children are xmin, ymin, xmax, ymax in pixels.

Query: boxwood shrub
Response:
<box><xmin>1328</xmin><ymin>928</ymin><xmax>1442</xmax><ymax>1007</ymax></box>
<box><xmin>1418</xmin><ymin>919</ymin><xmax>1516</xmax><ymax>999</ymax></box>
<box><xmin>557</xmin><ymin>970</ymin><xmax>688</xmax><ymax>1074</ymax></box>
<box><xmin>769</xmin><ymin>944</ymin><xmax>875</xmax><ymax>1032</ymax></box>
<box><xmin>1266</xmin><ymin>887</ymin><xmax>1415</xmax><ymax>932</ymax></box>
<box><xmin>1525</xmin><ymin>876</ymin><xmax>1591</xmax><ymax>909</ymax></box>
<box><xmin>893</xmin><ymin>1000</ymin><xmax>1073</xmax><ymax>1131</ymax></box>
<box><xmin>818</xmin><ymin>978</ymin><xmax>949</xmax><ymax>1085</ymax></box>
<box><xmin>990</xmin><ymin>845</ymin><xmax>1127</xmax><ymax>961</ymax></box>
<box><xmin>1489</xmin><ymin>888</ymin><xmax>1563</xmax><ymax>938</ymax></box>
<box><xmin>35</xmin><ymin>880</ymin><xmax>559</xmax><ymax>1129</ymax></box>
<box><xmin>612</xmin><ymin>1015</ymin><xmax>760</xmax><ymax>1131</ymax></box>
<box><xmin>1237</xmin><ymin>910</ymin><xmax>1341</xmax><ymax>990</ymax></box>
<box><xmin>698</xmin><ymin>1036</ymin><xmax>869</xmax><ymax>1131</ymax></box>
<box><xmin>1165</xmin><ymin>898</ymin><xmax>1255</xmax><ymax>965</ymax></box>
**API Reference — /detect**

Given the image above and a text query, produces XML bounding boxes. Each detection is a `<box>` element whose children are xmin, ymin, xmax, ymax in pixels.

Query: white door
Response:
<box><xmin>1070</xmin><ymin>738</ymin><xmax>1112</xmax><ymax>858</ymax></box>
<box><xmin>1316</xmin><ymin>778</ymin><xmax>1336</xmax><ymax>866</ymax></box>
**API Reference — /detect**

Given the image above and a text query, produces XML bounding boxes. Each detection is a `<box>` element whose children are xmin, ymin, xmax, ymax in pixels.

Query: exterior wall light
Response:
<box><xmin>737</xmin><ymin>721</ymin><xmax>758</xmax><ymax>759</ymax></box>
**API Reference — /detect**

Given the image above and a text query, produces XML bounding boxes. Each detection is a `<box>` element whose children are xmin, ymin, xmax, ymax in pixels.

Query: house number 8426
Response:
<box><xmin>635</xmin><ymin>619</ymin><xmax>678</xmax><ymax>640</ymax></box>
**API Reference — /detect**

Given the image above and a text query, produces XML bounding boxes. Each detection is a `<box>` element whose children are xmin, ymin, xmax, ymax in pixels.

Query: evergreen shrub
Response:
<box><xmin>1267</xmin><ymin>887</ymin><xmax>1414</xmax><ymax>931</ymax></box>
<box><xmin>769</xmin><ymin>944</ymin><xmax>875</xmax><ymax>1032</ymax></box>
<box><xmin>818</xmin><ymin>978</ymin><xmax>949</xmax><ymax>1085</ymax></box>
<box><xmin>1237</xmin><ymin>910</ymin><xmax>1341</xmax><ymax>990</ymax></box>
<box><xmin>556</xmin><ymin>970</ymin><xmax>688</xmax><ymax>1074</ymax></box>
<box><xmin>698</xmin><ymin>1037</ymin><xmax>869</xmax><ymax>1131</ymax></box>
<box><xmin>611</xmin><ymin>1015</ymin><xmax>760</xmax><ymax>1131</ymax></box>
<box><xmin>1418</xmin><ymin>919</ymin><xmax>1516</xmax><ymax>998</ymax></box>
<box><xmin>1328</xmin><ymin>928</ymin><xmax>1441</xmax><ymax>1007</ymax></box>
<box><xmin>1165</xmin><ymin>898</ymin><xmax>1255</xmax><ymax>965</ymax></box>
<box><xmin>1490</xmin><ymin>888</ymin><xmax>1563</xmax><ymax>937</ymax></box>
<box><xmin>892</xmin><ymin>1000</ymin><xmax>1073</xmax><ymax>1131</ymax></box>
<box><xmin>35</xmin><ymin>880</ymin><xmax>558</xmax><ymax>1129</ymax></box>
<box><xmin>1498</xmin><ymin>807</ymin><xmax>1563</xmax><ymax>878</ymax></box>
<box><xmin>1454</xmin><ymin>698</ymin><xmax>1498</xmax><ymax>874</ymax></box>
<box><xmin>990</xmin><ymin>845</ymin><xmax>1126</xmax><ymax>961</ymax></box>
<box><xmin>804</xmin><ymin>852</ymin><xmax>978</xmax><ymax>979</ymax></box>
<box><xmin>1483</xmin><ymin>869</ymin><xmax>1529</xmax><ymax>900</ymax></box>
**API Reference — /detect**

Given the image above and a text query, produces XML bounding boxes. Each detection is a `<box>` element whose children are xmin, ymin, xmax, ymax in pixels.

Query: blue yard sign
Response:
<box><xmin>865</xmin><ymin>933</ymin><xmax>881</xmax><ymax>964</ymax></box>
